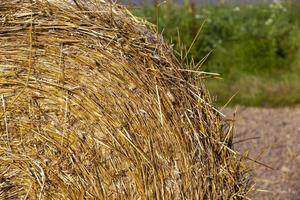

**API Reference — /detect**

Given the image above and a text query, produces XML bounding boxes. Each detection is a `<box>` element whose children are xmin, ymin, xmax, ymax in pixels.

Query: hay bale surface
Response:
<box><xmin>0</xmin><ymin>0</ymin><xmax>250</xmax><ymax>199</ymax></box>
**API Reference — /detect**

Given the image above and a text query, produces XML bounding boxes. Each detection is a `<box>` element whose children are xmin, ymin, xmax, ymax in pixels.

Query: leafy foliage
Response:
<box><xmin>133</xmin><ymin>2</ymin><xmax>300</xmax><ymax>106</ymax></box>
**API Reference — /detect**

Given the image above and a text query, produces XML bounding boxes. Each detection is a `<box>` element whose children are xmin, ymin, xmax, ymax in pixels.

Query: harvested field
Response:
<box><xmin>224</xmin><ymin>107</ymin><xmax>300</xmax><ymax>200</ymax></box>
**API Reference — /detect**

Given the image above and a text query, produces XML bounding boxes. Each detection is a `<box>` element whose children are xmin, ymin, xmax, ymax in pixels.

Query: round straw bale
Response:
<box><xmin>0</xmin><ymin>0</ymin><xmax>251</xmax><ymax>199</ymax></box>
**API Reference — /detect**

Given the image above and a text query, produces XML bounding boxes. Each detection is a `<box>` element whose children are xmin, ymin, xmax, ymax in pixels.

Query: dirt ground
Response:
<box><xmin>223</xmin><ymin>107</ymin><xmax>300</xmax><ymax>200</ymax></box>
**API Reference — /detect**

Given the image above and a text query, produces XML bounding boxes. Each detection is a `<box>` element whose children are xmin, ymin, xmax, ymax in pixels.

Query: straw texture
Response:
<box><xmin>0</xmin><ymin>0</ymin><xmax>251</xmax><ymax>199</ymax></box>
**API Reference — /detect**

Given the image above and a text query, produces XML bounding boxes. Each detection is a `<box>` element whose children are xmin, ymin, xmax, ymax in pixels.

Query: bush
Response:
<box><xmin>133</xmin><ymin>2</ymin><xmax>300</xmax><ymax>106</ymax></box>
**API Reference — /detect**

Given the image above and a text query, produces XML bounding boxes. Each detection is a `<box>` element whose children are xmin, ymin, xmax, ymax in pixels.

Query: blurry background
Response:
<box><xmin>122</xmin><ymin>0</ymin><xmax>300</xmax><ymax>5</ymax></box>
<box><xmin>117</xmin><ymin>0</ymin><xmax>300</xmax><ymax>199</ymax></box>
<box><xmin>120</xmin><ymin>0</ymin><xmax>300</xmax><ymax>107</ymax></box>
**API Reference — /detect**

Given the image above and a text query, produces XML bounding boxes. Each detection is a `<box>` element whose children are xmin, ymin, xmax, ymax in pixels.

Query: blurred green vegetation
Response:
<box><xmin>133</xmin><ymin>2</ymin><xmax>300</xmax><ymax>107</ymax></box>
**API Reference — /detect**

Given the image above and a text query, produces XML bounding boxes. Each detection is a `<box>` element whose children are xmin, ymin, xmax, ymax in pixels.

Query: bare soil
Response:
<box><xmin>224</xmin><ymin>107</ymin><xmax>300</xmax><ymax>200</ymax></box>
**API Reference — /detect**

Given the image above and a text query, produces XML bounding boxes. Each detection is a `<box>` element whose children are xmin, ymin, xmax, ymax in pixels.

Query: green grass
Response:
<box><xmin>133</xmin><ymin>2</ymin><xmax>300</xmax><ymax>106</ymax></box>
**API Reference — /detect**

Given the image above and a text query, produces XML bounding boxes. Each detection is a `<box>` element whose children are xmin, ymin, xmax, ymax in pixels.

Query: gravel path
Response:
<box><xmin>224</xmin><ymin>107</ymin><xmax>300</xmax><ymax>200</ymax></box>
